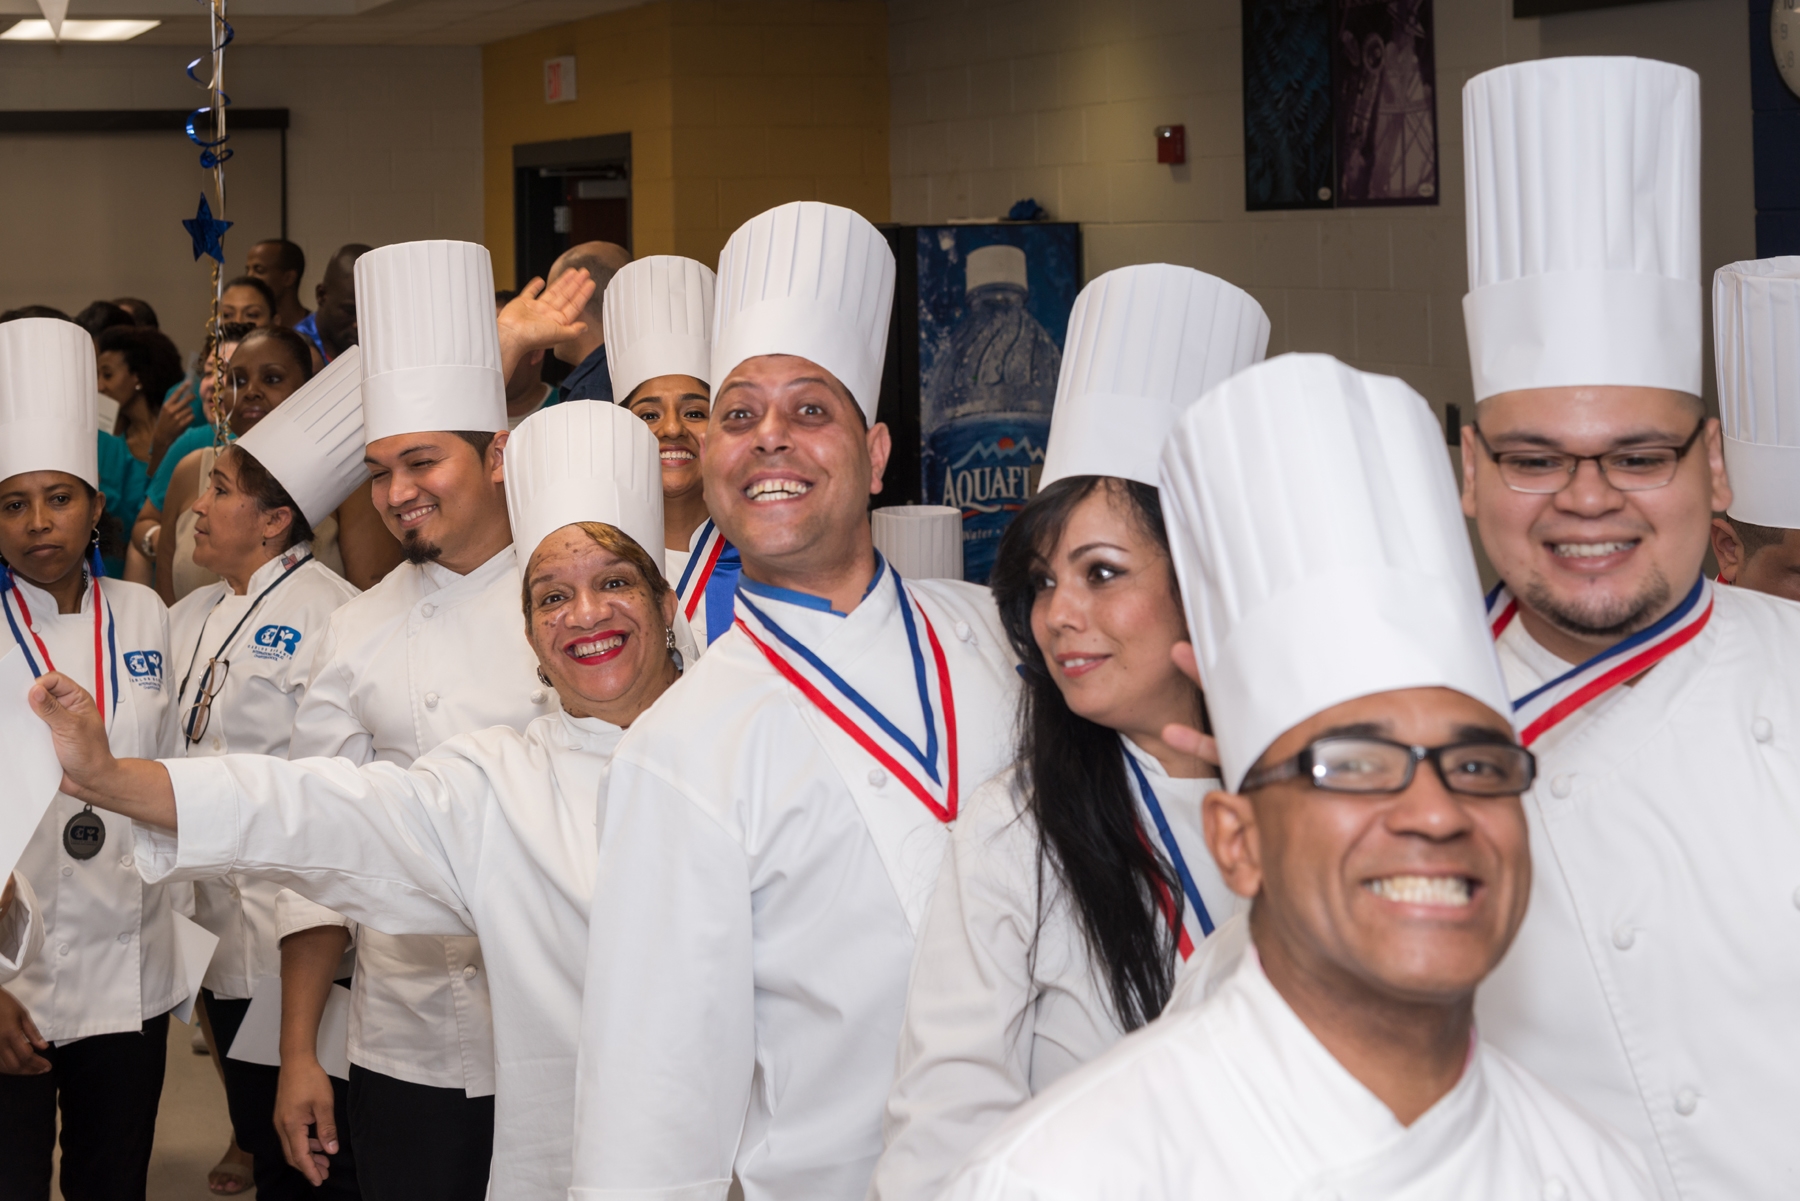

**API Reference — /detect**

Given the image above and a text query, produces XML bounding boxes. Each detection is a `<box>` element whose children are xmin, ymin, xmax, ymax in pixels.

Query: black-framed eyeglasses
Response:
<box><xmin>1241</xmin><ymin>735</ymin><xmax>1537</xmax><ymax>797</ymax></box>
<box><xmin>1472</xmin><ymin>420</ymin><xmax>1705</xmax><ymax>494</ymax></box>
<box><xmin>182</xmin><ymin>656</ymin><xmax>231</xmax><ymax>745</ymax></box>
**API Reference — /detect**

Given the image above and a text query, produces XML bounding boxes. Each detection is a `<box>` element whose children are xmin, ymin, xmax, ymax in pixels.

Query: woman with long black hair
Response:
<box><xmin>875</xmin><ymin>265</ymin><xmax>1269</xmax><ymax>1201</ymax></box>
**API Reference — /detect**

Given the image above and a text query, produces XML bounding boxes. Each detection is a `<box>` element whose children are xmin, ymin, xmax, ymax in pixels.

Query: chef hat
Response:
<box><xmin>0</xmin><ymin>318</ymin><xmax>98</xmax><ymax>489</ymax></box>
<box><xmin>1462</xmin><ymin>57</ymin><xmax>1702</xmax><ymax>402</ymax></box>
<box><xmin>605</xmin><ymin>256</ymin><xmax>716</xmax><ymax>405</ymax></box>
<box><xmin>504</xmin><ymin>400</ymin><xmax>664</xmax><ymax>576</ymax></box>
<box><xmin>1715</xmin><ymin>257</ymin><xmax>1800</xmax><ymax>528</ymax></box>
<box><xmin>235</xmin><ymin>347</ymin><xmax>369</xmax><ymax>526</ymax></box>
<box><xmin>1040</xmin><ymin>265</ymin><xmax>1269</xmax><ymax>489</ymax></box>
<box><xmin>1159</xmin><ymin>353</ymin><xmax>1510</xmax><ymax>791</ymax></box>
<box><xmin>712</xmin><ymin>201</ymin><xmax>895</xmax><ymax>422</ymax></box>
<box><xmin>871</xmin><ymin>505</ymin><xmax>964</xmax><ymax>580</ymax></box>
<box><xmin>355</xmin><ymin>240</ymin><xmax>507</xmax><ymax>443</ymax></box>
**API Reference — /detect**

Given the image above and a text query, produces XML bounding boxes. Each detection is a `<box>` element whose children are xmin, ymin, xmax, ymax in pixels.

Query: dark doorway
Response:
<box><xmin>512</xmin><ymin>133</ymin><xmax>631</xmax><ymax>290</ymax></box>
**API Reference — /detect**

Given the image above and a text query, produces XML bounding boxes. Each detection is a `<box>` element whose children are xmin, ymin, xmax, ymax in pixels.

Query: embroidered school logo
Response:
<box><xmin>124</xmin><ymin>649</ymin><xmax>164</xmax><ymax>691</ymax></box>
<box><xmin>252</xmin><ymin>624</ymin><xmax>303</xmax><ymax>660</ymax></box>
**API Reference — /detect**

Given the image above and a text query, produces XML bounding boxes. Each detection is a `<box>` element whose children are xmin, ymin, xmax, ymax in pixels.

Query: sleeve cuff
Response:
<box><xmin>133</xmin><ymin>757</ymin><xmax>245</xmax><ymax>884</ymax></box>
<box><xmin>568</xmin><ymin>1182</ymin><xmax>731</xmax><ymax>1201</ymax></box>
<box><xmin>276</xmin><ymin>888</ymin><xmax>355</xmax><ymax>941</ymax></box>
<box><xmin>0</xmin><ymin>873</ymin><xmax>42</xmax><ymax>984</ymax></box>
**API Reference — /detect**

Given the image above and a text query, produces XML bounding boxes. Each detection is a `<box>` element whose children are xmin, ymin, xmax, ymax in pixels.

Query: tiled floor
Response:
<box><xmin>148</xmin><ymin>1017</ymin><xmax>240</xmax><ymax>1200</ymax></box>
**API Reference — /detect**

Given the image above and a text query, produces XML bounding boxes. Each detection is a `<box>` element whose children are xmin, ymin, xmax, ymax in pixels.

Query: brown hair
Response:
<box><xmin>228</xmin><ymin>446</ymin><xmax>314</xmax><ymax>553</ymax></box>
<box><xmin>520</xmin><ymin>521</ymin><xmax>670</xmax><ymax>620</ymax></box>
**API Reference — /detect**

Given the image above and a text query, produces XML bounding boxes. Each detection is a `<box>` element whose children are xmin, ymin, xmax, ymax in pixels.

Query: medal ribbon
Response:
<box><xmin>735</xmin><ymin>571</ymin><xmax>960</xmax><ymax>823</ymax></box>
<box><xmin>3</xmin><ymin>554</ymin><xmax>119</xmax><ymax>723</ymax></box>
<box><xmin>1487</xmin><ymin>576</ymin><xmax>1713</xmax><ymax>747</ymax></box>
<box><xmin>676</xmin><ymin>519</ymin><xmax>728</xmax><ymax>623</ymax></box>
<box><xmin>1125</xmin><ymin>749</ymin><xmax>1214</xmax><ymax>958</ymax></box>
<box><xmin>175</xmin><ymin>551</ymin><xmax>314</xmax><ymax>738</ymax></box>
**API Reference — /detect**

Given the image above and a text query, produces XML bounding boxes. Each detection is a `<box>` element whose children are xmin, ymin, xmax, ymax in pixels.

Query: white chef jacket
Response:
<box><xmin>141</xmin><ymin>709</ymin><xmax>615</xmax><ymax>1201</ymax></box>
<box><xmin>0</xmin><ymin>874</ymin><xmax>44</xmax><ymax>986</ymax></box>
<box><xmin>285</xmin><ymin>546</ymin><xmax>556</xmax><ymax>1094</ymax></box>
<box><xmin>168</xmin><ymin>545</ymin><xmax>358</xmax><ymax>999</ymax></box>
<box><xmin>875</xmin><ymin>741</ymin><xmax>1243</xmax><ymax>1201</ymax></box>
<box><xmin>944</xmin><ymin>948</ymin><xmax>1656</xmax><ymax>1201</ymax></box>
<box><xmin>568</xmin><ymin>562</ymin><xmax>1019</xmax><ymax>1201</ymax></box>
<box><xmin>4</xmin><ymin>574</ymin><xmax>181</xmax><ymax>1040</ymax></box>
<box><xmin>1477</xmin><ymin>583</ymin><xmax>1800</xmax><ymax>1201</ymax></box>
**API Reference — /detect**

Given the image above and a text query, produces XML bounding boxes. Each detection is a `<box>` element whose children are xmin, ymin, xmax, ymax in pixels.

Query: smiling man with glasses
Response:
<box><xmin>1457</xmin><ymin>59</ymin><xmax>1800</xmax><ymax>1200</ymax></box>
<box><xmin>938</xmin><ymin>354</ymin><xmax>1654</xmax><ymax>1201</ymax></box>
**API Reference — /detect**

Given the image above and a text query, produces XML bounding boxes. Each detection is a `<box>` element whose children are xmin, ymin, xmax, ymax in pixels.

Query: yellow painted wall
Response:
<box><xmin>483</xmin><ymin>0</ymin><xmax>890</xmax><ymax>282</ymax></box>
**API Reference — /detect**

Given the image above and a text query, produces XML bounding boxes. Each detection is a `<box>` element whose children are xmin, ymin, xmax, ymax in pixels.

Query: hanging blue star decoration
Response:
<box><xmin>182</xmin><ymin>193</ymin><xmax>232</xmax><ymax>263</ymax></box>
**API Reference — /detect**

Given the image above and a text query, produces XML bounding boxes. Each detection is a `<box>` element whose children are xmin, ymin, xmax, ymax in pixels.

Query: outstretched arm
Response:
<box><xmin>29</xmin><ymin>671</ymin><xmax>176</xmax><ymax>829</ymax></box>
<box><xmin>497</xmin><ymin>268</ymin><xmax>595</xmax><ymax>378</ymax></box>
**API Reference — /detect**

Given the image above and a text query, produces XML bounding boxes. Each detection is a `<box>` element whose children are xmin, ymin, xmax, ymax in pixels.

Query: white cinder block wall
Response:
<box><xmin>887</xmin><ymin>0</ymin><xmax>1756</xmax><ymax>416</ymax></box>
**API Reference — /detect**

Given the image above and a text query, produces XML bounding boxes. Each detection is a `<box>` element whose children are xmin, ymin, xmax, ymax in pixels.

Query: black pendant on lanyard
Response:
<box><xmin>63</xmin><ymin>805</ymin><xmax>106</xmax><ymax>860</ymax></box>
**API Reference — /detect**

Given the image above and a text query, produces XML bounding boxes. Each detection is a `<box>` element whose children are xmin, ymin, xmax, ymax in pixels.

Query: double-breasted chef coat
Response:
<box><xmin>942</xmin><ymin>948</ymin><xmax>1656</xmax><ymax>1201</ymax></box>
<box><xmin>139</xmin><ymin>708</ymin><xmax>616</xmax><ymax>1201</ymax></box>
<box><xmin>167</xmin><ymin>544</ymin><xmax>359</xmax><ymax>999</ymax></box>
<box><xmin>5</xmin><ymin>574</ymin><xmax>181</xmax><ymax>1040</ymax></box>
<box><xmin>568</xmin><ymin>561</ymin><xmax>1019</xmax><ymax>1201</ymax></box>
<box><xmin>283</xmin><ymin>546</ymin><xmax>555</xmax><ymax>1095</ymax></box>
<box><xmin>1477</xmin><ymin>582</ymin><xmax>1800</xmax><ymax>1200</ymax></box>
<box><xmin>875</xmin><ymin>740</ymin><xmax>1244</xmax><ymax>1201</ymax></box>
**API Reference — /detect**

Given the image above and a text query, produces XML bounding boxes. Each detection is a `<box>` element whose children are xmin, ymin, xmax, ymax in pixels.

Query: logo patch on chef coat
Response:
<box><xmin>124</xmin><ymin>649</ymin><xmax>164</xmax><ymax>690</ymax></box>
<box><xmin>252</xmin><ymin>624</ymin><xmax>303</xmax><ymax>660</ymax></box>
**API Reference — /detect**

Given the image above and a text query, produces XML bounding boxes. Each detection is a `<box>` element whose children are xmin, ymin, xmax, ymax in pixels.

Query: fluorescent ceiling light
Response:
<box><xmin>1</xmin><ymin>18</ymin><xmax>161</xmax><ymax>40</ymax></box>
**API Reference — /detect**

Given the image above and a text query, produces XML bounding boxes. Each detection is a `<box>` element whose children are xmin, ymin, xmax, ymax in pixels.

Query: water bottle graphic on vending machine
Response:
<box><xmin>921</xmin><ymin>244</ymin><xmax>1061</xmax><ymax>583</ymax></box>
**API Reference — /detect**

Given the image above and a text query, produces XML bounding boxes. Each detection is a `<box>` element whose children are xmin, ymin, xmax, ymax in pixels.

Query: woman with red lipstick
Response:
<box><xmin>876</xmin><ymin>266</ymin><xmax>1271</xmax><ymax>1201</ymax></box>
<box><xmin>27</xmin><ymin>402</ymin><xmax>678</xmax><ymax>1201</ymax></box>
<box><xmin>606</xmin><ymin>255</ymin><xmax>742</xmax><ymax>647</ymax></box>
<box><xmin>0</xmin><ymin>317</ymin><xmax>184</xmax><ymax>1200</ymax></box>
<box><xmin>156</xmin><ymin>327</ymin><xmax>401</xmax><ymax>604</ymax></box>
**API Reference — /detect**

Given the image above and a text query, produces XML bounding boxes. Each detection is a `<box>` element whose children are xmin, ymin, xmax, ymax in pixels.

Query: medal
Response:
<box><xmin>63</xmin><ymin>806</ymin><xmax>106</xmax><ymax>860</ymax></box>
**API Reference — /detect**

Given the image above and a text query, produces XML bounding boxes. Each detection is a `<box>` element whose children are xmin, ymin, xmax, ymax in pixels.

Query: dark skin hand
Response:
<box><xmin>0</xmin><ymin>988</ymin><xmax>49</xmax><ymax>1075</ymax></box>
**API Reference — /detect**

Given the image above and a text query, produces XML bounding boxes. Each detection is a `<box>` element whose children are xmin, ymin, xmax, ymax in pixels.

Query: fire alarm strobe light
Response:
<box><xmin>1156</xmin><ymin>125</ymin><xmax>1186</xmax><ymax>165</ymax></box>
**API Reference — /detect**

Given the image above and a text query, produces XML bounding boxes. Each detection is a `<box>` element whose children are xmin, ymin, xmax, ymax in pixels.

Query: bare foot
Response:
<box><xmin>207</xmin><ymin>1139</ymin><xmax>253</xmax><ymax>1195</ymax></box>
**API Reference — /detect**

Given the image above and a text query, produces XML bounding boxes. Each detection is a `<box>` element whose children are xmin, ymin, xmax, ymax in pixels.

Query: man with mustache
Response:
<box><xmin>1458</xmin><ymin>58</ymin><xmax>1800</xmax><ymax>1199</ymax></box>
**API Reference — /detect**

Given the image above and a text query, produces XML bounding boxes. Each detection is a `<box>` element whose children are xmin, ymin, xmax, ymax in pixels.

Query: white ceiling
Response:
<box><xmin>1</xmin><ymin>0</ymin><xmax>651</xmax><ymax>44</ymax></box>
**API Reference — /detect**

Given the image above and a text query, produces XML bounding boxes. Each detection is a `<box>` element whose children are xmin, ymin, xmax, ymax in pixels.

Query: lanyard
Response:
<box><xmin>676</xmin><ymin>520</ymin><xmax>728</xmax><ymax>622</ymax></box>
<box><xmin>735</xmin><ymin>570</ymin><xmax>960</xmax><ymax>823</ymax></box>
<box><xmin>3</xmin><ymin>551</ymin><xmax>119</xmax><ymax>724</ymax></box>
<box><xmin>175</xmin><ymin>553</ymin><xmax>313</xmax><ymax>714</ymax></box>
<box><xmin>1125</xmin><ymin>748</ymin><xmax>1215</xmax><ymax>957</ymax></box>
<box><xmin>1487</xmin><ymin>576</ymin><xmax>1712</xmax><ymax>747</ymax></box>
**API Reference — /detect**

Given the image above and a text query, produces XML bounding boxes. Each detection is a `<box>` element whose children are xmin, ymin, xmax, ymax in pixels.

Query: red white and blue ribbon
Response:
<box><xmin>1487</xmin><ymin>576</ymin><xmax>1712</xmax><ymax>747</ymax></box>
<box><xmin>676</xmin><ymin>519</ymin><xmax>741</xmax><ymax>645</ymax></box>
<box><xmin>2</xmin><ymin>550</ymin><xmax>120</xmax><ymax>725</ymax></box>
<box><xmin>1125</xmin><ymin>748</ymin><xmax>1213</xmax><ymax>961</ymax></box>
<box><xmin>735</xmin><ymin>569</ymin><xmax>959</xmax><ymax>823</ymax></box>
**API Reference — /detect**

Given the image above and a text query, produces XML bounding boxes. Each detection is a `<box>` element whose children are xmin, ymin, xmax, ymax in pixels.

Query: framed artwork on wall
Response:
<box><xmin>1243</xmin><ymin>0</ymin><xmax>1335</xmax><ymax>210</ymax></box>
<box><xmin>1333</xmin><ymin>0</ymin><xmax>1439</xmax><ymax>205</ymax></box>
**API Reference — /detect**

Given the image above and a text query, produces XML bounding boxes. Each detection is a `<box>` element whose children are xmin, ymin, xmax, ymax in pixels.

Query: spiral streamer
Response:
<box><xmin>181</xmin><ymin>0</ymin><xmax>236</xmax><ymax>447</ymax></box>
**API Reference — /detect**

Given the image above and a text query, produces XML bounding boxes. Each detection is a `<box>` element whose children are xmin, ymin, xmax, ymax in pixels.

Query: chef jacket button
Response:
<box><xmin>1792</xmin><ymin>885</ymin><xmax>1800</xmax><ymax>910</ymax></box>
<box><xmin>1549</xmin><ymin>774</ymin><xmax>1573</xmax><ymax>799</ymax></box>
<box><xmin>1674</xmin><ymin>1087</ymin><xmax>1699</xmax><ymax>1116</ymax></box>
<box><xmin>954</xmin><ymin>621</ymin><xmax>973</xmax><ymax>642</ymax></box>
<box><xmin>461</xmin><ymin>964</ymin><xmax>478</xmax><ymax>979</ymax></box>
<box><xmin>116</xmin><ymin>932</ymin><xmax>130</xmax><ymax>944</ymax></box>
<box><xmin>868</xmin><ymin>768</ymin><xmax>888</xmax><ymax>788</ymax></box>
<box><xmin>424</xmin><ymin>692</ymin><xmax>440</xmax><ymax>709</ymax></box>
<box><xmin>1611</xmin><ymin>925</ymin><xmax>1635</xmax><ymax>950</ymax></box>
<box><xmin>530</xmin><ymin>689</ymin><xmax>547</xmax><ymax>705</ymax></box>
<box><xmin>119</xmin><ymin>855</ymin><xmax>134</xmax><ymax>869</ymax></box>
<box><xmin>422</xmin><ymin>603</ymin><xmax>437</xmax><ymax>618</ymax></box>
<box><xmin>58</xmin><ymin>943</ymin><xmax>69</xmax><ymax>956</ymax></box>
<box><xmin>1542</xmin><ymin>1178</ymin><xmax>1568</xmax><ymax>1201</ymax></box>
<box><xmin>1753</xmin><ymin>717</ymin><xmax>1774</xmax><ymax>743</ymax></box>
<box><xmin>60</xmin><ymin>865</ymin><xmax>72</xmax><ymax>877</ymax></box>
<box><xmin>212</xmin><ymin>736</ymin><xmax>223</xmax><ymax>752</ymax></box>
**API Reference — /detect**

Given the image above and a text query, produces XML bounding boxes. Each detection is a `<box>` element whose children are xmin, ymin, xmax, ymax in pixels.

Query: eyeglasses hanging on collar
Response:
<box><xmin>175</xmin><ymin>553</ymin><xmax>313</xmax><ymax>747</ymax></box>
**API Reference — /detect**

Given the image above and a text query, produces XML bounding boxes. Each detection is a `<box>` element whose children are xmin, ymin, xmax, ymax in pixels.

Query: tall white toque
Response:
<box><xmin>604</xmin><ymin>255</ymin><xmax>716</xmax><ymax>405</ymax></box>
<box><xmin>1159</xmin><ymin>353</ymin><xmax>1510</xmax><ymax>791</ymax></box>
<box><xmin>870</xmin><ymin>505</ymin><xmax>964</xmax><ymax>580</ymax></box>
<box><xmin>0</xmin><ymin>317</ymin><xmax>99</xmax><ymax>489</ymax></box>
<box><xmin>1462</xmin><ymin>56</ymin><xmax>1702</xmax><ymax>402</ymax></box>
<box><xmin>504</xmin><ymin>400</ymin><xmax>664</xmax><ymax>576</ymax></box>
<box><xmin>1715</xmin><ymin>257</ymin><xmax>1800</xmax><ymax>528</ymax></box>
<box><xmin>235</xmin><ymin>347</ymin><xmax>368</xmax><ymax>526</ymax></box>
<box><xmin>1040</xmin><ymin>264</ymin><xmax>1269</xmax><ymax>489</ymax></box>
<box><xmin>712</xmin><ymin>201</ymin><xmax>895</xmax><ymax>423</ymax></box>
<box><xmin>355</xmin><ymin>240</ymin><xmax>508</xmax><ymax>442</ymax></box>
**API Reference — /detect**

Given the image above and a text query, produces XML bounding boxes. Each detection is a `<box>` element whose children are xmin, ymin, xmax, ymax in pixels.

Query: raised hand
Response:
<box><xmin>28</xmin><ymin>671</ymin><xmax>178</xmax><ymax>828</ymax></box>
<box><xmin>497</xmin><ymin>268</ymin><xmax>596</xmax><ymax>377</ymax></box>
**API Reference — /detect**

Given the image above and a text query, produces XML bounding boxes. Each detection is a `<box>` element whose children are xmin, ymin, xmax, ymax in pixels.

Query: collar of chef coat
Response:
<box><xmin>734</xmin><ymin>552</ymin><xmax>887</xmax><ymax>621</ymax></box>
<box><xmin>241</xmin><ymin>542</ymin><xmax>313</xmax><ymax>593</ymax></box>
<box><xmin>415</xmin><ymin>543</ymin><xmax>516</xmax><ymax>599</ymax></box>
<box><xmin>9</xmin><ymin>565</ymin><xmax>93</xmax><ymax>616</ymax></box>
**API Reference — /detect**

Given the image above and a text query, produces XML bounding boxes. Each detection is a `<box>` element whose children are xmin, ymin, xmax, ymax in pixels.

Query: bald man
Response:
<box><xmin>549</xmin><ymin>241</ymin><xmax>631</xmax><ymax>403</ymax></box>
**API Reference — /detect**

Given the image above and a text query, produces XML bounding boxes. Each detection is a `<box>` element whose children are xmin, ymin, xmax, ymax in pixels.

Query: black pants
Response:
<box><xmin>347</xmin><ymin>1064</ymin><xmax>493</xmax><ymax>1201</ymax></box>
<box><xmin>204</xmin><ymin>989</ymin><xmax>360</xmax><ymax>1200</ymax></box>
<box><xmin>0</xmin><ymin>1011</ymin><xmax>169</xmax><ymax>1201</ymax></box>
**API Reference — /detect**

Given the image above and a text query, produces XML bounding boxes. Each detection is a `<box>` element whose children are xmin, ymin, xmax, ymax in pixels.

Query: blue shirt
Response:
<box><xmin>294</xmin><ymin>312</ymin><xmax>326</xmax><ymax>359</ymax></box>
<box><xmin>148</xmin><ymin>424</ymin><xmax>216</xmax><ymax>511</ymax></box>
<box><xmin>96</xmin><ymin>431</ymin><xmax>148</xmax><ymax>577</ymax></box>
<box><xmin>559</xmin><ymin>344</ymin><xmax>613</xmax><ymax>403</ymax></box>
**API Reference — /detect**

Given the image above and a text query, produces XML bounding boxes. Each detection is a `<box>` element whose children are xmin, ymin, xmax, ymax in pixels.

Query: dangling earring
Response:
<box><xmin>536</xmin><ymin>666</ymin><xmax>552</xmax><ymax>687</ymax></box>
<box><xmin>665</xmin><ymin>627</ymin><xmax>684</xmax><ymax>675</ymax></box>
